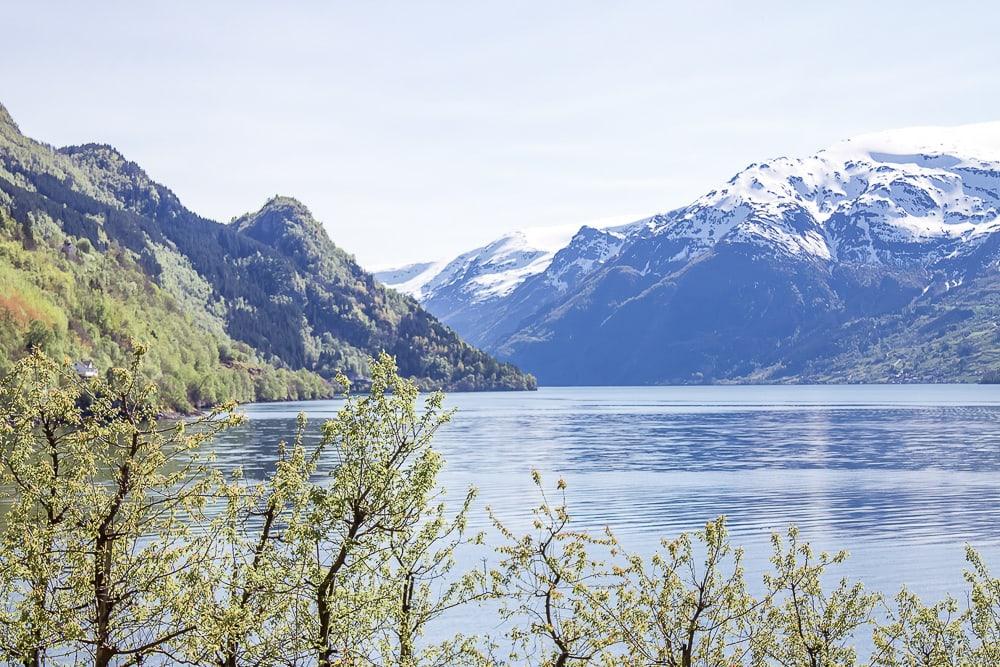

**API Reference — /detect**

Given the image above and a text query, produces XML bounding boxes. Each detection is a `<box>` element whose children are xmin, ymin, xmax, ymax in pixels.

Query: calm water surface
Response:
<box><xmin>215</xmin><ymin>384</ymin><xmax>1000</xmax><ymax>606</ymax></box>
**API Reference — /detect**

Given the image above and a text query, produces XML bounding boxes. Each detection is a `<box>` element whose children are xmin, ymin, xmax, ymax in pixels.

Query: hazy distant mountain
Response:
<box><xmin>381</xmin><ymin>122</ymin><xmax>1000</xmax><ymax>385</ymax></box>
<box><xmin>0</xmin><ymin>102</ymin><xmax>535</xmax><ymax>410</ymax></box>
<box><xmin>376</xmin><ymin>222</ymin><xmax>639</xmax><ymax>348</ymax></box>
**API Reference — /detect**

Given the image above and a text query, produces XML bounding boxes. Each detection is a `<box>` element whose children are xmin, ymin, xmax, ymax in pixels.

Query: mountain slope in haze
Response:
<box><xmin>0</xmin><ymin>103</ymin><xmax>535</xmax><ymax>410</ymax></box>
<box><xmin>384</xmin><ymin>122</ymin><xmax>1000</xmax><ymax>385</ymax></box>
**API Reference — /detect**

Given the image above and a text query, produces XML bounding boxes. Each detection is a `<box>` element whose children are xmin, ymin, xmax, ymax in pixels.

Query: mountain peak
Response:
<box><xmin>0</xmin><ymin>102</ymin><xmax>19</xmax><ymax>133</ymax></box>
<box><xmin>60</xmin><ymin>142</ymin><xmax>127</xmax><ymax>160</ymax></box>
<box><xmin>262</xmin><ymin>194</ymin><xmax>310</xmax><ymax>213</ymax></box>
<box><xmin>234</xmin><ymin>195</ymin><xmax>325</xmax><ymax>240</ymax></box>
<box><xmin>232</xmin><ymin>196</ymin><xmax>350</xmax><ymax>273</ymax></box>
<box><xmin>829</xmin><ymin>120</ymin><xmax>1000</xmax><ymax>165</ymax></box>
<box><xmin>59</xmin><ymin>143</ymin><xmax>146</xmax><ymax>178</ymax></box>
<box><xmin>249</xmin><ymin>195</ymin><xmax>313</xmax><ymax>220</ymax></box>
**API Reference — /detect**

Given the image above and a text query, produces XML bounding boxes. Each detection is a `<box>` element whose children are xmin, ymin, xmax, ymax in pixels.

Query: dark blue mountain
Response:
<box><xmin>382</xmin><ymin>123</ymin><xmax>1000</xmax><ymax>384</ymax></box>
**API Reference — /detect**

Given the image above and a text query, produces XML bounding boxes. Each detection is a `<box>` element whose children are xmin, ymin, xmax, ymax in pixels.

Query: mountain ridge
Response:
<box><xmin>0</xmin><ymin>104</ymin><xmax>535</xmax><ymax>410</ymax></box>
<box><xmin>380</xmin><ymin>121</ymin><xmax>1000</xmax><ymax>385</ymax></box>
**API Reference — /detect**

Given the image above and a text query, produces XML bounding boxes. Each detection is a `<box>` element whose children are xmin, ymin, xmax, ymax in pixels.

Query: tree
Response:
<box><xmin>870</xmin><ymin>589</ymin><xmax>969</xmax><ymax>666</ymax></box>
<box><xmin>0</xmin><ymin>351</ymin><xmax>84</xmax><ymax>666</ymax></box>
<box><xmin>0</xmin><ymin>347</ymin><xmax>241</xmax><ymax>665</ymax></box>
<box><xmin>22</xmin><ymin>320</ymin><xmax>56</xmax><ymax>355</ymax></box>
<box><xmin>9</xmin><ymin>347</ymin><xmax>1000</xmax><ymax>665</ymax></box>
<box><xmin>758</xmin><ymin>527</ymin><xmax>877</xmax><ymax>667</ymax></box>
<box><xmin>964</xmin><ymin>547</ymin><xmax>1000</xmax><ymax>664</ymax></box>
<box><xmin>491</xmin><ymin>472</ymin><xmax>622</xmax><ymax>667</ymax></box>
<box><xmin>186</xmin><ymin>414</ymin><xmax>320</xmax><ymax>667</ymax></box>
<box><xmin>286</xmin><ymin>352</ymin><xmax>455</xmax><ymax>666</ymax></box>
<box><xmin>73</xmin><ymin>348</ymin><xmax>240</xmax><ymax>666</ymax></box>
<box><xmin>614</xmin><ymin>517</ymin><xmax>761</xmax><ymax>667</ymax></box>
<box><xmin>380</xmin><ymin>486</ymin><xmax>493</xmax><ymax>667</ymax></box>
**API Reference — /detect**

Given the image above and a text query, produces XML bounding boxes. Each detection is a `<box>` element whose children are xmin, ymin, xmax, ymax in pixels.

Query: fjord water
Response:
<box><xmin>215</xmin><ymin>384</ymin><xmax>1000</xmax><ymax>605</ymax></box>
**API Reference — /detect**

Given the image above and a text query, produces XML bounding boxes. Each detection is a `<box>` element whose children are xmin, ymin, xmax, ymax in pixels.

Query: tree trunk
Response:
<box><xmin>25</xmin><ymin>575</ymin><xmax>47</xmax><ymax>667</ymax></box>
<box><xmin>94</xmin><ymin>526</ymin><xmax>116</xmax><ymax>667</ymax></box>
<box><xmin>399</xmin><ymin>572</ymin><xmax>415</xmax><ymax>666</ymax></box>
<box><xmin>316</xmin><ymin>588</ymin><xmax>334</xmax><ymax>667</ymax></box>
<box><xmin>22</xmin><ymin>648</ymin><xmax>41</xmax><ymax>667</ymax></box>
<box><xmin>315</xmin><ymin>514</ymin><xmax>363</xmax><ymax>667</ymax></box>
<box><xmin>220</xmin><ymin>501</ymin><xmax>279</xmax><ymax>667</ymax></box>
<box><xmin>221</xmin><ymin>642</ymin><xmax>238</xmax><ymax>667</ymax></box>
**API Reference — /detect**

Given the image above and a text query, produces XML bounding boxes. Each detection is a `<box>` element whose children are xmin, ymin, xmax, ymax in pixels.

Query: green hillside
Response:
<box><xmin>0</xmin><ymin>103</ymin><xmax>535</xmax><ymax>411</ymax></box>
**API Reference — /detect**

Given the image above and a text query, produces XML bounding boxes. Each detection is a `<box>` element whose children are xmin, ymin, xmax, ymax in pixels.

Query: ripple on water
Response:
<box><xmin>215</xmin><ymin>385</ymin><xmax>1000</xmax><ymax>609</ymax></box>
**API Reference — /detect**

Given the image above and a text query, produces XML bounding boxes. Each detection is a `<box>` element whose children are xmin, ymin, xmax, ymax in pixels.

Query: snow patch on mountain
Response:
<box><xmin>837</xmin><ymin>121</ymin><xmax>1000</xmax><ymax>165</ymax></box>
<box><xmin>378</xmin><ymin>220</ymin><xmax>636</xmax><ymax>303</ymax></box>
<box><xmin>372</xmin><ymin>261</ymin><xmax>441</xmax><ymax>299</ymax></box>
<box><xmin>463</xmin><ymin>224</ymin><xmax>583</xmax><ymax>300</ymax></box>
<box><xmin>645</xmin><ymin>122</ymin><xmax>1000</xmax><ymax>266</ymax></box>
<box><xmin>539</xmin><ymin>224</ymin><xmax>639</xmax><ymax>292</ymax></box>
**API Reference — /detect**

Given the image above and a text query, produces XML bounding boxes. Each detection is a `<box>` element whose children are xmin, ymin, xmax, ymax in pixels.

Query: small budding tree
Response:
<box><xmin>379</xmin><ymin>486</ymin><xmax>492</xmax><ymax>667</ymax></box>
<box><xmin>0</xmin><ymin>350</ymin><xmax>87</xmax><ymax>666</ymax></box>
<box><xmin>491</xmin><ymin>472</ymin><xmax>623</xmax><ymax>667</ymax></box>
<box><xmin>964</xmin><ymin>546</ymin><xmax>1000</xmax><ymax>664</ymax></box>
<box><xmin>0</xmin><ymin>347</ymin><xmax>241</xmax><ymax>666</ymax></box>
<box><xmin>613</xmin><ymin>516</ymin><xmax>761</xmax><ymax>667</ymax></box>
<box><xmin>187</xmin><ymin>414</ymin><xmax>320</xmax><ymax>667</ymax></box>
<box><xmin>285</xmin><ymin>352</ymin><xmax>471</xmax><ymax>667</ymax></box>
<box><xmin>869</xmin><ymin>547</ymin><xmax>1000</xmax><ymax>666</ymax></box>
<box><xmin>758</xmin><ymin>527</ymin><xmax>878</xmax><ymax>667</ymax></box>
<box><xmin>184</xmin><ymin>352</ymin><xmax>489</xmax><ymax>666</ymax></box>
<box><xmin>870</xmin><ymin>588</ymin><xmax>970</xmax><ymax>666</ymax></box>
<box><xmin>74</xmin><ymin>354</ymin><xmax>241</xmax><ymax>667</ymax></box>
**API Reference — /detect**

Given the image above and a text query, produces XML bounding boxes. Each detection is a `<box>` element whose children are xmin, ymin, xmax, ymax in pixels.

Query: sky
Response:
<box><xmin>3</xmin><ymin>1</ymin><xmax>999</xmax><ymax>269</ymax></box>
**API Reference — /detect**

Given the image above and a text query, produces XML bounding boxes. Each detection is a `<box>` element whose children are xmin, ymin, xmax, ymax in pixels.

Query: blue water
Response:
<box><xmin>215</xmin><ymin>384</ymin><xmax>1000</xmax><ymax>627</ymax></box>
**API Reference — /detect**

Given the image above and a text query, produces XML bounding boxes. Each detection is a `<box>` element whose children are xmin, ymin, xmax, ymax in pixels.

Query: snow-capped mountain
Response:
<box><xmin>376</xmin><ymin>221</ymin><xmax>639</xmax><ymax>347</ymax></box>
<box><xmin>383</xmin><ymin>122</ymin><xmax>1000</xmax><ymax>385</ymax></box>
<box><xmin>372</xmin><ymin>261</ymin><xmax>438</xmax><ymax>295</ymax></box>
<box><xmin>638</xmin><ymin>122</ymin><xmax>1000</xmax><ymax>270</ymax></box>
<box><xmin>378</xmin><ymin>224</ymin><xmax>587</xmax><ymax>301</ymax></box>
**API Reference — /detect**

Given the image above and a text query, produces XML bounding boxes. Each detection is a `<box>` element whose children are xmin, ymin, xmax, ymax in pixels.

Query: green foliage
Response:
<box><xmin>0</xmin><ymin>348</ymin><xmax>242</xmax><ymax>665</ymax></box>
<box><xmin>187</xmin><ymin>414</ymin><xmax>316</xmax><ymax>666</ymax></box>
<box><xmin>3</xmin><ymin>349</ymin><xmax>1000</xmax><ymax>666</ymax></box>
<box><xmin>180</xmin><ymin>353</ymin><xmax>486</xmax><ymax>667</ymax></box>
<box><xmin>491</xmin><ymin>473</ymin><xmax>622</xmax><ymax>666</ymax></box>
<box><xmin>759</xmin><ymin>527</ymin><xmax>878</xmax><ymax>665</ymax></box>
<box><xmin>291</xmin><ymin>352</ymin><xmax>459</xmax><ymax>665</ymax></box>
<box><xmin>495</xmin><ymin>478</ymin><xmax>1000</xmax><ymax>667</ymax></box>
<box><xmin>871</xmin><ymin>589</ymin><xmax>969</xmax><ymax>666</ymax></box>
<box><xmin>0</xmin><ymin>229</ymin><xmax>330</xmax><ymax>412</ymax></box>
<box><xmin>615</xmin><ymin>516</ymin><xmax>759</xmax><ymax>666</ymax></box>
<box><xmin>774</xmin><ymin>277</ymin><xmax>1000</xmax><ymax>385</ymax></box>
<box><xmin>22</xmin><ymin>319</ymin><xmax>56</xmax><ymax>353</ymax></box>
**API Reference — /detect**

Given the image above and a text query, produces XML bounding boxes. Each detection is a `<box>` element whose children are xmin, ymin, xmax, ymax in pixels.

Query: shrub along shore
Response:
<box><xmin>0</xmin><ymin>348</ymin><xmax>997</xmax><ymax>666</ymax></box>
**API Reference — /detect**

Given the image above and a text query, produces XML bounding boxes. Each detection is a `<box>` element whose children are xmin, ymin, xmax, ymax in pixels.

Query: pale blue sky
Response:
<box><xmin>3</xmin><ymin>1</ymin><xmax>998</xmax><ymax>267</ymax></box>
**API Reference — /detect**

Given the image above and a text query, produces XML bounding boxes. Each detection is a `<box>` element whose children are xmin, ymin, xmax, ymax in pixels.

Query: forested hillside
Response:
<box><xmin>0</xmin><ymin>103</ymin><xmax>534</xmax><ymax>410</ymax></box>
